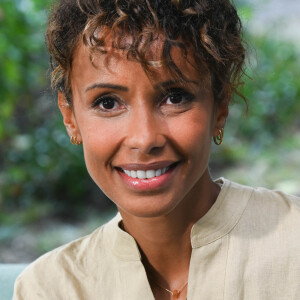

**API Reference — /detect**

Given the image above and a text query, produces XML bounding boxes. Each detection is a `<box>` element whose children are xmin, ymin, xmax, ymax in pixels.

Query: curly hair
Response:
<box><xmin>46</xmin><ymin>0</ymin><xmax>246</xmax><ymax>105</ymax></box>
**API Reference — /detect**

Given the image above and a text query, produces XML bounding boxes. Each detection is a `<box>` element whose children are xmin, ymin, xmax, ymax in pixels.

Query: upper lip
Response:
<box><xmin>115</xmin><ymin>160</ymin><xmax>178</xmax><ymax>171</ymax></box>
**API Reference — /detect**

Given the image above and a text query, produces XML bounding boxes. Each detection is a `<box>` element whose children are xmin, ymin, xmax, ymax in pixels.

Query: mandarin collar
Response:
<box><xmin>105</xmin><ymin>213</ymin><xmax>141</xmax><ymax>261</ymax></box>
<box><xmin>105</xmin><ymin>178</ymin><xmax>253</xmax><ymax>260</ymax></box>
<box><xmin>191</xmin><ymin>178</ymin><xmax>253</xmax><ymax>248</ymax></box>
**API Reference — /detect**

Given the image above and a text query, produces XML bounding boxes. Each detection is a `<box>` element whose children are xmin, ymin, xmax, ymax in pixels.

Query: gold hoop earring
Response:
<box><xmin>213</xmin><ymin>128</ymin><xmax>224</xmax><ymax>145</ymax></box>
<box><xmin>70</xmin><ymin>136</ymin><xmax>82</xmax><ymax>145</ymax></box>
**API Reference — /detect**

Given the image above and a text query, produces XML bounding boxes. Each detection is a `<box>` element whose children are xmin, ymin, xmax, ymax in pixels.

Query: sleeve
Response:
<box><xmin>12</xmin><ymin>249</ymin><xmax>66</xmax><ymax>300</ymax></box>
<box><xmin>13</xmin><ymin>271</ymin><xmax>49</xmax><ymax>300</ymax></box>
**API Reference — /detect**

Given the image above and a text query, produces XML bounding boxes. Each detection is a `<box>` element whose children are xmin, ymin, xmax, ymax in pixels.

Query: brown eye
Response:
<box><xmin>164</xmin><ymin>89</ymin><xmax>195</xmax><ymax>105</ymax></box>
<box><xmin>91</xmin><ymin>95</ymin><xmax>126</xmax><ymax>116</ymax></box>
<box><xmin>101</xmin><ymin>98</ymin><xmax>116</xmax><ymax>110</ymax></box>
<box><xmin>167</xmin><ymin>94</ymin><xmax>183</xmax><ymax>104</ymax></box>
<box><xmin>92</xmin><ymin>96</ymin><xmax>121</xmax><ymax>111</ymax></box>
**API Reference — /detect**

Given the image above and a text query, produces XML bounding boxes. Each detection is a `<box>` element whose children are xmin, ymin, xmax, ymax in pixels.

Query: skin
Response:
<box><xmin>59</xmin><ymin>34</ymin><xmax>228</xmax><ymax>300</ymax></box>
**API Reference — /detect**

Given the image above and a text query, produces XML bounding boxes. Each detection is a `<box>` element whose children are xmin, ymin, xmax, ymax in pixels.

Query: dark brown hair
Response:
<box><xmin>46</xmin><ymin>0</ymin><xmax>246</xmax><ymax>104</ymax></box>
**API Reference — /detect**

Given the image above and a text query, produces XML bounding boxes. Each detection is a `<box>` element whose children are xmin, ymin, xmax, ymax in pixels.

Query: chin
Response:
<box><xmin>116</xmin><ymin>195</ymin><xmax>180</xmax><ymax>218</ymax></box>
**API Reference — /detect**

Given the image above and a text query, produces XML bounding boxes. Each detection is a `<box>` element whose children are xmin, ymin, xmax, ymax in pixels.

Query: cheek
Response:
<box><xmin>168</xmin><ymin>108</ymin><xmax>213</xmax><ymax>184</ymax></box>
<box><xmin>168</xmin><ymin>109</ymin><xmax>213</xmax><ymax>155</ymax></box>
<box><xmin>79</xmin><ymin>118</ymin><xmax>121</xmax><ymax>181</ymax></box>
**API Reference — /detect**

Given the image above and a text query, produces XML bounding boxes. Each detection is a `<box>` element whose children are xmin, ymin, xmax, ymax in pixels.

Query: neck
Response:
<box><xmin>119</xmin><ymin>172</ymin><xmax>220</xmax><ymax>289</ymax></box>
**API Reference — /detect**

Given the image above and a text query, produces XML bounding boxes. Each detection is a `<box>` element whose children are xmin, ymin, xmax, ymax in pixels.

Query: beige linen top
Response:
<box><xmin>13</xmin><ymin>179</ymin><xmax>300</xmax><ymax>299</ymax></box>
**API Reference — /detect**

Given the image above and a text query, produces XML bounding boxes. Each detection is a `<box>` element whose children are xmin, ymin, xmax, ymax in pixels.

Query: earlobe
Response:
<box><xmin>58</xmin><ymin>92</ymin><xmax>81</xmax><ymax>142</ymax></box>
<box><xmin>215</xmin><ymin>98</ymin><xmax>229</xmax><ymax>130</ymax></box>
<box><xmin>212</xmin><ymin>91</ymin><xmax>230</xmax><ymax>140</ymax></box>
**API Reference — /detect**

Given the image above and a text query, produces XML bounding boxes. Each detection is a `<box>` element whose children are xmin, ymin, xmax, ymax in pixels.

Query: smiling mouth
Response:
<box><xmin>117</xmin><ymin>163</ymin><xmax>178</xmax><ymax>180</ymax></box>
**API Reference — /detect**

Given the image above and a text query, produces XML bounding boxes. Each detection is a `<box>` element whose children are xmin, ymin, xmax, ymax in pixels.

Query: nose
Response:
<box><xmin>124</xmin><ymin>105</ymin><xmax>166</xmax><ymax>154</ymax></box>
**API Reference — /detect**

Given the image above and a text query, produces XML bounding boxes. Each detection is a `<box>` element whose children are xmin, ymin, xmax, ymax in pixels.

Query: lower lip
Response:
<box><xmin>117</xmin><ymin>166</ymin><xmax>177</xmax><ymax>191</ymax></box>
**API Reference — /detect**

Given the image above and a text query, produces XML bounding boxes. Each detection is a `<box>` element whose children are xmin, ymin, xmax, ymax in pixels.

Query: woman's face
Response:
<box><xmin>59</xmin><ymin>36</ymin><xmax>227</xmax><ymax>218</ymax></box>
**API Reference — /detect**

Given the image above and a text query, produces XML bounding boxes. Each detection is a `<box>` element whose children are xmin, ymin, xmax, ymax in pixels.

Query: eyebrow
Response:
<box><xmin>85</xmin><ymin>83</ymin><xmax>128</xmax><ymax>93</ymax></box>
<box><xmin>85</xmin><ymin>79</ymin><xmax>198</xmax><ymax>93</ymax></box>
<box><xmin>154</xmin><ymin>79</ymin><xmax>198</xmax><ymax>90</ymax></box>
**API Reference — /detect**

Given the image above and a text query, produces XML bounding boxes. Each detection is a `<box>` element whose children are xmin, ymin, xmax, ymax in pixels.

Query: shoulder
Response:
<box><xmin>242</xmin><ymin>180</ymin><xmax>299</xmax><ymax>216</ymax></box>
<box><xmin>223</xmin><ymin>178</ymin><xmax>300</xmax><ymax>213</ymax></box>
<box><xmin>219</xmin><ymin>180</ymin><xmax>300</xmax><ymax>296</ymax></box>
<box><xmin>224</xmin><ymin>178</ymin><xmax>300</xmax><ymax>239</ymax></box>
<box><xmin>13</xmin><ymin>214</ymin><xmax>121</xmax><ymax>300</ymax></box>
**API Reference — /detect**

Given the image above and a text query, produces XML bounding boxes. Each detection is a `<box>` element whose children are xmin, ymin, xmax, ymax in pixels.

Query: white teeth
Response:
<box><xmin>130</xmin><ymin>170</ymin><xmax>137</xmax><ymax>178</ymax></box>
<box><xmin>155</xmin><ymin>169</ymin><xmax>161</xmax><ymax>177</ymax></box>
<box><xmin>137</xmin><ymin>170</ymin><xmax>146</xmax><ymax>179</ymax></box>
<box><xmin>123</xmin><ymin>167</ymin><xmax>170</xmax><ymax>179</ymax></box>
<box><xmin>146</xmin><ymin>170</ymin><xmax>155</xmax><ymax>179</ymax></box>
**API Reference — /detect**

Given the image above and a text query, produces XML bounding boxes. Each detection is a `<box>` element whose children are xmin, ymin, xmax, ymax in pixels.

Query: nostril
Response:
<box><xmin>149</xmin><ymin>145</ymin><xmax>165</xmax><ymax>155</ymax></box>
<box><xmin>125</xmin><ymin>131</ymin><xmax>167</xmax><ymax>154</ymax></box>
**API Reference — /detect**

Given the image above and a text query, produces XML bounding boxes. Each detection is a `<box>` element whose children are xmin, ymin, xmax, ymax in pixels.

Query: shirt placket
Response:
<box><xmin>187</xmin><ymin>235</ymin><xmax>229</xmax><ymax>300</ymax></box>
<box><xmin>118</xmin><ymin>260</ymin><xmax>155</xmax><ymax>300</ymax></box>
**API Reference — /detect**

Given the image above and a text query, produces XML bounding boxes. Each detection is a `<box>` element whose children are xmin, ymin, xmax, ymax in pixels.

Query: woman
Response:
<box><xmin>14</xmin><ymin>0</ymin><xmax>300</xmax><ymax>299</ymax></box>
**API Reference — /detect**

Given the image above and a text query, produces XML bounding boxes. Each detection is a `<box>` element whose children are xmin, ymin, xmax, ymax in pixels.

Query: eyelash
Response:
<box><xmin>162</xmin><ymin>88</ymin><xmax>195</xmax><ymax>106</ymax></box>
<box><xmin>91</xmin><ymin>88</ymin><xmax>195</xmax><ymax>112</ymax></box>
<box><xmin>91</xmin><ymin>95</ymin><xmax>123</xmax><ymax>111</ymax></box>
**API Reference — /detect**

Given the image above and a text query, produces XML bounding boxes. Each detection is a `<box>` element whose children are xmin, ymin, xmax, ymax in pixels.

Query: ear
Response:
<box><xmin>58</xmin><ymin>92</ymin><xmax>82</xmax><ymax>143</ymax></box>
<box><xmin>213</xmin><ymin>90</ymin><xmax>230</xmax><ymax>136</ymax></box>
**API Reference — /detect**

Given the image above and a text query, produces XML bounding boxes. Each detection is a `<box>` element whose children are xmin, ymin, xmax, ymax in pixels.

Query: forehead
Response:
<box><xmin>71</xmin><ymin>30</ymin><xmax>211</xmax><ymax>89</ymax></box>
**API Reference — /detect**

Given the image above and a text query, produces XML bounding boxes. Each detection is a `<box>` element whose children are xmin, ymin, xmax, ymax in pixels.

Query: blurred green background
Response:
<box><xmin>0</xmin><ymin>0</ymin><xmax>299</xmax><ymax>263</ymax></box>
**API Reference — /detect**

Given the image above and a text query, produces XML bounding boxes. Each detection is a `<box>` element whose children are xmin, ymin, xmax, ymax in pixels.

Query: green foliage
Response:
<box><xmin>0</xmin><ymin>0</ymin><xmax>49</xmax><ymax>139</ymax></box>
<box><xmin>212</xmin><ymin>36</ymin><xmax>300</xmax><ymax>166</ymax></box>
<box><xmin>230</xmin><ymin>36</ymin><xmax>300</xmax><ymax>144</ymax></box>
